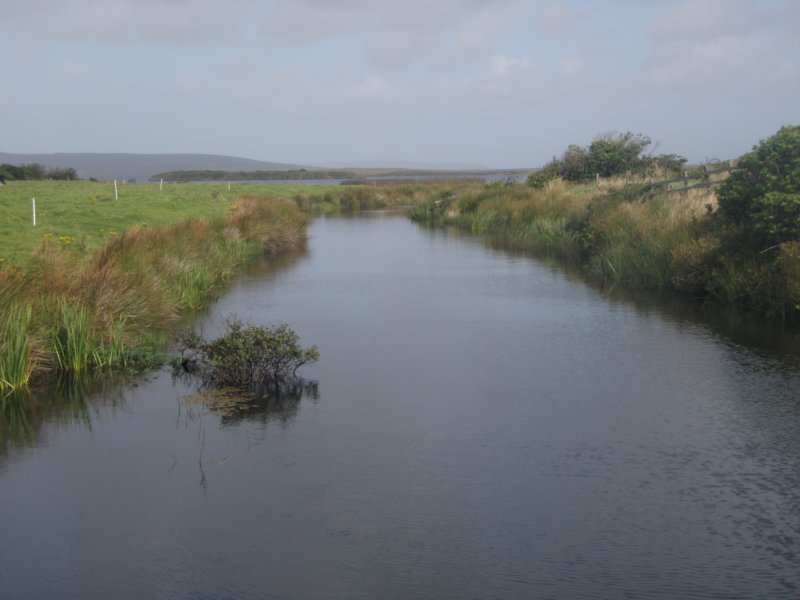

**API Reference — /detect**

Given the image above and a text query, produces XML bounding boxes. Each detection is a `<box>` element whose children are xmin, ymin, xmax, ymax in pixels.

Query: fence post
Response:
<box><xmin>32</xmin><ymin>198</ymin><xmax>36</xmax><ymax>227</ymax></box>
<box><xmin>704</xmin><ymin>165</ymin><xmax>710</xmax><ymax>192</ymax></box>
<box><xmin>683</xmin><ymin>171</ymin><xmax>688</xmax><ymax>194</ymax></box>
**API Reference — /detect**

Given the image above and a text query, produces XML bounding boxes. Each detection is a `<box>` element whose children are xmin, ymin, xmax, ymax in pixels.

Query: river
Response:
<box><xmin>1</xmin><ymin>212</ymin><xmax>799</xmax><ymax>599</ymax></box>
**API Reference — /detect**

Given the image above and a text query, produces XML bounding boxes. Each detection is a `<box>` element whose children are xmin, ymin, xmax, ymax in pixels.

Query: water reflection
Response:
<box><xmin>480</xmin><ymin>234</ymin><xmax>800</xmax><ymax>365</ymax></box>
<box><xmin>0</xmin><ymin>391</ymin><xmax>39</xmax><ymax>449</ymax></box>
<box><xmin>0</xmin><ymin>373</ymin><xmax>128</xmax><ymax>454</ymax></box>
<box><xmin>179</xmin><ymin>379</ymin><xmax>319</xmax><ymax>428</ymax></box>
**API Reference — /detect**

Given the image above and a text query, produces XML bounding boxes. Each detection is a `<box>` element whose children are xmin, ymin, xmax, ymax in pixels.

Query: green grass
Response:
<box><xmin>52</xmin><ymin>299</ymin><xmax>94</xmax><ymax>373</ymax></box>
<box><xmin>0</xmin><ymin>180</ymin><xmax>334</xmax><ymax>267</ymax></box>
<box><xmin>0</xmin><ymin>182</ymin><xmax>319</xmax><ymax>389</ymax></box>
<box><xmin>0</xmin><ymin>304</ymin><xmax>34</xmax><ymax>392</ymax></box>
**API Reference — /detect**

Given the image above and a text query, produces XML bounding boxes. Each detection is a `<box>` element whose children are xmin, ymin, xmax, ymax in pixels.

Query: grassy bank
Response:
<box><xmin>294</xmin><ymin>180</ymin><xmax>454</xmax><ymax>213</ymax></box>
<box><xmin>0</xmin><ymin>180</ymin><xmax>332</xmax><ymax>267</ymax></box>
<box><xmin>410</xmin><ymin>178</ymin><xmax>800</xmax><ymax>323</ymax></box>
<box><xmin>0</xmin><ymin>181</ymin><xmax>319</xmax><ymax>391</ymax></box>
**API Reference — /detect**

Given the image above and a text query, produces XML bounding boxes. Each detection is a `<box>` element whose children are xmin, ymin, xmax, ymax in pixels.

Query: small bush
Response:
<box><xmin>526</xmin><ymin>170</ymin><xmax>557</xmax><ymax>189</ymax></box>
<box><xmin>177</xmin><ymin>318</ymin><xmax>318</xmax><ymax>391</ymax></box>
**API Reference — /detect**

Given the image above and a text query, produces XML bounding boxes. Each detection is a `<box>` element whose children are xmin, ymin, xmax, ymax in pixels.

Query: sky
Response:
<box><xmin>0</xmin><ymin>0</ymin><xmax>797</xmax><ymax>168</ymax></box>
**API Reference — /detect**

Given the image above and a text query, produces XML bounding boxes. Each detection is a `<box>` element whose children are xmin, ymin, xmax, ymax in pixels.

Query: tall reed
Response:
<box><xmin>0</xmin><ymin>305</ymin><xmax>34</xmax><ymax>392</ymax></box>
<box><xmin>52</xmin><ymin>299</ymin><xmax>94</xmax><ymax>373</ymax></box>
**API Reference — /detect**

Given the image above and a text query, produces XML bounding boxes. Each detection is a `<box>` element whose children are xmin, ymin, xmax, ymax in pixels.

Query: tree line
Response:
<box><xmin>0</xmin><ymin>163</ymin><xmax>78</xmax><ymax>181</ymax></box>
<box><xmin>527</xmin><ymin>132</ymin><xmax>687</xmax><ymax>188</ymax></box>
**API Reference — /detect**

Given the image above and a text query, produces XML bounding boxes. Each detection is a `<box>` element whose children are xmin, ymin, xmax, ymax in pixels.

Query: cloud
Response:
<box><xmin>649</xmin><ymin>0</ymin><xmax>776</xmax><ymax>41</ymax></box>
<box><xmin>643</xmin><ymin>0</ymin><xmax>799</xmax><ymax>92</ymax></box>
<box><xmin>341</xmin><ymin>76</ymin><xmax>398</xmax><ymax>101</ymax></box>
<box><xmin>172</xmin><ymin>74</ymin><xmax>203</xmax><ymax>93</ymax></box>
<box><xmin>490</xmin><ymin>55</ymin><xmax>531</xmax><ymax>77</ymax></box>
<box><xmin>263</xmin><ymin>0</ymin><xmax>537</xmax><ymax>71</ymax></box>
<box><xmin>558</xmin><ymin>53</ymin><xmax>584</xmax><ymax>80</ymax></box>
<box><xmin>536</xmin><ymin>0</ymin><xmax>587</xmax><ymax>35</ymax></box>
<box><xmin>467</xmin><ymin>54</ymin><xmax>534</xmax><ymax>96</ymax></box>
<box><xmin>51</xmin><ymin>60</ymin><xmax>95</xmax><ymax>84</ymax></box>
<box><xmin>0</xmin><ymin>0</ymin><xmax>247</xmax><ymax>43</ymax></box>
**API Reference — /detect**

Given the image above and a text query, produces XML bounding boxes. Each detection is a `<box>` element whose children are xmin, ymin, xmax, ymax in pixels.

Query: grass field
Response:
<box><xmin>0</xmin><ymin>180</ymin><xmax>339</xmax><ymax>391</ymax></box>
<box><xmin>0</xmin><ymin>180</ymin><xmax>333</xmax><ymax>267</ymax></box>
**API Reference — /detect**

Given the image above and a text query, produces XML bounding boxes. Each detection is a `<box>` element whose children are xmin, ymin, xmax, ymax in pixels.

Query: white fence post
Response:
<box><xmin>32</xmin><ymin>198</ymin><xmax>36</xmax><ymax>227</ymax></box>
<box><xmin>114</xmin><ymin>180</ymin><xmax>118</xmax><ymax>200</ymax></box>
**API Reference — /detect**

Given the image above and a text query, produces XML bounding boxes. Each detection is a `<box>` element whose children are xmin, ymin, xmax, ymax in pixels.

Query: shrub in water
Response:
<box><xmin>177</xmin><ymin>318</ymin><xmax>318</xmax><ymax>391</ymax></box>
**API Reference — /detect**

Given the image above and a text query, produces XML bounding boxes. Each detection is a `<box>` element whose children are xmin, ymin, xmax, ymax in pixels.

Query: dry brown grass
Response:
<box><xmin>0</xmin><ymin>196</ymin><xmax>310</xmax><ymax>387</ymax></box>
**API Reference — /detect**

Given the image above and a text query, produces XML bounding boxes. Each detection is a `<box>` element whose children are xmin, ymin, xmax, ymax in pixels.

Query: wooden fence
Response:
<box><xmin>650</xmin><ymin>160</ymin><xmax>738</xmax><ymax>194</ymax></box>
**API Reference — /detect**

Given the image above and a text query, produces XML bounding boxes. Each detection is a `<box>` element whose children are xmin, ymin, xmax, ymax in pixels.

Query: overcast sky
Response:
<box><xmin>1</xmin><ymin>0</ymin><xmax>797</xmax><ymax>168</ymax></box>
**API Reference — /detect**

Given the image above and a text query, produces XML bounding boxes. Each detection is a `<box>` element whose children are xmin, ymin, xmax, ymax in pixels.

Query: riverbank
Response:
<box><xmin>3</xmin><ymin>175</ymin><xmax>797</xmax><ymax>391</ymax></box>
<box><xmin>0</xmin><ymin>181</ymin><xmax>321</xmax><ymax>391</ymax></box>
<box><xmin>410</xmin><ymin>178</ymin><xmax>800</xmax><ymax>323</ymax></box>
<box><xmin>0</xmin><ymin>180</ymin><xmax>438</xmax><ymax>391</ymax></box>
<box><xmin>5</xmin><ymin>210</ymin><xmax>798</xmax><ymax>599</ymax></box>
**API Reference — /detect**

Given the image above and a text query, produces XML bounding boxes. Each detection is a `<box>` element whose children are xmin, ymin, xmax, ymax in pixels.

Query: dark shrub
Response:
<box><xmin>177</xmin><ymin>318</ymin><xmax>318</xmax><ymax>390</ymax></box>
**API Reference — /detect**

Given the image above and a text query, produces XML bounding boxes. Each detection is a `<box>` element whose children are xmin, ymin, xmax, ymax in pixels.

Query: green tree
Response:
<box><xmin>46</xmin><ymin>167</ymin><xmax>78</xmax><ymax>180</ymax></box>
<box><xmin>587</xmin><ymin>132</ymin><xmax>651</xmax><ymax>178</ymax></box>
<box><xmin>717</xmin><ymin>125</ymin><xmax>800</xmax><ymax>246</ymax></box>
<box><xmin>534</xmin><ymin>132</ymin><xmax>683</xmax><ymax>183</ymax></box>
<box><xmin>644</xmin><ymin>153</ymin><xmax>687</xmax><ymax>176</ymax></box>
<box><xmin>560</xmin><ymin>144</ymin><xmax>590</xmax><ymax>181</ymax></box>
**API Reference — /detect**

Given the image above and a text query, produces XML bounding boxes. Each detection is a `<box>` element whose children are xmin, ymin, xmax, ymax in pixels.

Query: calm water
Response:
<box><xmin>2</xmin><ymin>212</ymin><xmax>799</xmax><ymax>599</ymax></box>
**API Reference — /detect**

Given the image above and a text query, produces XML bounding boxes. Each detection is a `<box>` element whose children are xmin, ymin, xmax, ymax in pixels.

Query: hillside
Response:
<box><xmin>0</xmin><ymin>152</ymin><xmax>308</xmax><ymax>182</ymax></box>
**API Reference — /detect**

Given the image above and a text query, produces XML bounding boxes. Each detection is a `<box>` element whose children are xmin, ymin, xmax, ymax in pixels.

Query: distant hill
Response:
<box><xmin>0</xmin><ymin>153</ymin><xmax>308</xmax><ymax>182</ymax></box>
<box><xmin>153</xmin><ymin>169</ymin><xmax>359</xmax><ymax>182</ymax></box>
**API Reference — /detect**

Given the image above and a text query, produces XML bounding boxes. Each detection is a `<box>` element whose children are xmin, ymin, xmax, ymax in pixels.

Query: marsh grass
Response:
<box><xmin>409</xmin><ymin>178</ymin><xmax>797</xmax><ymax>321</ymax></box>
<box><xmin>0</xmin><ymin>186</ymin><xmax>311</xmax><ymax>387</ymax></box>
<box><xmin>52</xmin><ymin>300</ymin><xmax>94</xmax><ymax>373</ymax></box>
<box><xmin>297</xmin><ymin>182</ymin><xmax>440</xmax><ymax>214</ymax></box>
<box><xmin>0</xmin><ymin>305</ymin><xmax>34</xmax><ymax>392</ymax></box>
<box><xmin>583</xmin><ymin>188</ymin><xmax>714</xmax><ymax>289</ymax></box>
